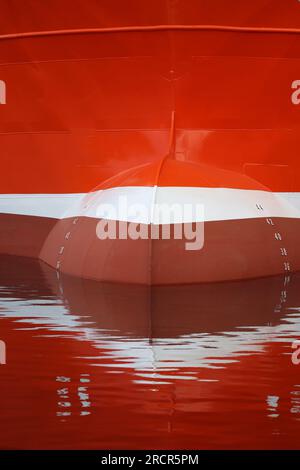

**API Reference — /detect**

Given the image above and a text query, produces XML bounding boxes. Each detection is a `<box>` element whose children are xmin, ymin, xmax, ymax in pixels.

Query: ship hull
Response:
<box><xmin>1</xmin><ymin>1</ymin><xmax>300</xmax><ymax>284</ymax></box>
<box><xmin>1</xmin><ymin>186</ymin><xmax>300</xmax><ymax>284</ymax></box>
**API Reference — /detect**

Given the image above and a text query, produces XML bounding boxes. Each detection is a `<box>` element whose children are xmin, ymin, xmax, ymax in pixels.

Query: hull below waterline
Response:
<box><xmin>2</xmin><ymin>186</ymin><xmax>300</xmax><ymax>284</ymax></box>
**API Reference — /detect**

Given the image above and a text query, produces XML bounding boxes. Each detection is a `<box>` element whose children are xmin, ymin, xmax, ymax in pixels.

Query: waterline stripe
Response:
<box><xmin>1</xmin><ymin>188</ymin><xmax>300</xmax><ymax>223</ymax></box>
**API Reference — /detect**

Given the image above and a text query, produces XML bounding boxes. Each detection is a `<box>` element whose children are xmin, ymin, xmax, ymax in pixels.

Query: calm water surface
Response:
<box><xmin>0</xmin><ymin>255</ymin><xmax>300</xmax><ymax>449</ymax></box>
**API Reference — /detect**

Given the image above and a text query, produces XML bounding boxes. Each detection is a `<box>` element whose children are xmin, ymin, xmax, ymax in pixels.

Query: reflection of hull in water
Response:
<box><xmin>1</xmin><ymin>254</ymin><xmax>299</xmax><ymax>369</ymax></box>
<box><xmin>2</xmin><ymin>2</ymin><xmax>300</xmax><ymax>283</ymax></box>
<box><xmin>42</xmin><ymin>256</ymin><xmax>290</xmax><ymax>337</ymax></box>
<box><xmin>42</xmin><ymin>257</ymin><xmax>300</xmax><ymax>372</ymax></box>
<box><xmin>0</xmin><ymin>255</ymin><xmax>300</xmax><ymax>449</ymax></box>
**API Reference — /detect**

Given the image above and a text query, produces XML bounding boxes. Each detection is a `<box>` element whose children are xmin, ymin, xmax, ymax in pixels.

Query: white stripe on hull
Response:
<box><xmin>0</xmin><ymin>193</ymin><xmax>85</xmax><ymax>219</ymax></box>
<box><xmin>1</xmin><ymin>188</ymin><xmax>300</xmax><ymax>223</ymax></box>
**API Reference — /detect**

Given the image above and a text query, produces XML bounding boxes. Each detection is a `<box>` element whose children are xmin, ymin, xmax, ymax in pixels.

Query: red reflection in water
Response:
<box><xmin>0</xmin><ymin>256</ymin><xmax>299</xmax><ymax>449</ymax></box>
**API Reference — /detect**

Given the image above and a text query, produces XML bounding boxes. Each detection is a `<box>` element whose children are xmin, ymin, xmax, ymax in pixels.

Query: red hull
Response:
<box><xmin>1</xmin><ymin>1</ymin><xmax>300</xmax><ymax>283</ymax></box>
